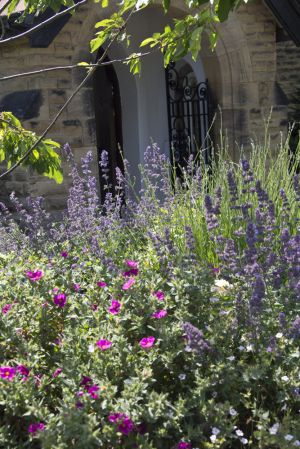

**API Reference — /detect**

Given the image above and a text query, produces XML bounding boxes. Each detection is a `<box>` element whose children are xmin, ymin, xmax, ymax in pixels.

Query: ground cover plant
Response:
<box><xmin>0</xmin><ymin>137</ymin><xmax>299</xmax><ymax>449</ymax></box>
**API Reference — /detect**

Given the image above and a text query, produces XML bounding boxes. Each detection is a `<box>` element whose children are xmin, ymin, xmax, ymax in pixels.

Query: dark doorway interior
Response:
<box><xmin>93</xmin><ymin>50</ymin><xmax>124</xmax><ymax>199</ymax></box>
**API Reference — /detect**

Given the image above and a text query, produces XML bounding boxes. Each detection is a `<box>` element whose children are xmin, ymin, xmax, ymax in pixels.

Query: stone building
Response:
<box><xmin>0</xmin><ymin>0</ymin><xmax>299</xmax><ymax>210</ymax></box>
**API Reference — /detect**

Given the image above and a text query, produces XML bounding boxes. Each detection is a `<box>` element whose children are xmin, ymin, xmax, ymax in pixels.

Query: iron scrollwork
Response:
<box><xmin>165</xmin><ymin>61</ymin><xmax>211</xmax><ymax>168</ymax></box>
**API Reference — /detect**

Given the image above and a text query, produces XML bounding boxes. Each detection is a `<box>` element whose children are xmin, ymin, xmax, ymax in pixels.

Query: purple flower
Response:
<box><xmin>97</xmin><ymin>281</ymin><xmax>107</xmax><ymax>288</ymax></box>
<box><xmin>152</xmin><ymin>310</ymin><xmax>168</xmax><ymax>319</ymax></box>
<box><xmin>177</xmin><ymin>442</ymin><xmax>192</xmax><ymax>449</ymax></box>
<box><xmin>139</xmin><ymin>336</ymin><xmax>155</xmax><ymax>349</ymax></box>
<box><xmin>108</xmin><ymin>413</ymin><xmax>125</xmax><ymax>423</ymax></box>
<box><xmin>122</xmin><ymin>278</ymin><xmax>135</xmax><ymax>290</ymax></box>
<box><xmin>80</xmin><ymin>376</ymin><xmax>92</xmax><ymax>388</ymax></box>
<box><xmin>53</xmin><ymin>293</ymin><xmax>67</xmax><ymax>308</ymax></box>
<box><xmin>26</xmin><ymin>270</ymin><xmax>43</xmax><ymax>282</ymax></box>
<box><xmin>87</xmin><ymin>384</ymin><xmax>99</xmax><ymax>399</ymax></box>
<box><xmin>0</xmin><ymin>366</ymin><xmax>16</xmax><ymax>380</ymax></box>
<box><xmin>2</xmin><ymin>303</ymin><xmax>12</xmax><ymax>314</ymax></box>
<box><xmin>53</xmin><ymin>368</ymin><xmax>62</xmax><ymax>378</ymax></box>
<box><xmin>96</xmin><ymin>339</ymin><xmax>112</xmax><ymax>351</ymax></box>
<box><xmin>126</xmin><ymin>260</ymin><xmax>138</xmax><ymax>269</ymax></box>
<box><xmin>118</xmin><ymin>416</ymin><xmax>134</xmax><ymax>435</ymax></box>
<box><xmin>123</xmin><ymin>268</ymin><xmax>139</xmax><ymax>277</ymax></box>
<box><xmin>182</xmin><ymin>322</ymin><xmax>211</xmax><ymax>354</ymax></box>
<box><xmin>290</xmin><ymin>316</ymin><xmax>300</xmax><ymax>339</ymax></box>
<box><xmin>153</xmin><ymin>290</ymin><xmax>165</xmax><ymax>301</ymax></box>
<box><xmin>61</xmin><ymin>251</ymin><xmax>68</xmax><ymax>258</ymax></box>
<box><xmin>16</xmin><ymin>365</ymin><xmax>30</xmax><ymax>378</ymax></box>
<box><xmin>28</xmin><ymin>422</ymin><xmax>45</xmax><ymax>434</ymax></box>
<box><xmin>73</xmin><ymin>283</ymin><xmax>81</xmax><ymax>292</ymax></box>
<box><xmin>108</xmin><ymin>299</ymin><xmax>121</xmax><ymax>315</ymax></box>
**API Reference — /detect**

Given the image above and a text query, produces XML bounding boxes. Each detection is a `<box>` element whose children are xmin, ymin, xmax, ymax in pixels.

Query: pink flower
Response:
<box><xmin>108</xmin><ymin>413</ymin><xmax>125</xmax><ymax>423</ymax></box>
<box><xmin>0</xmin><ymin>366</ymin><xmax>16</xmax><ymax>380</ymax></box>
<box><xmin>2</xmin><ymin>303</ymin><xmax>12</xmax><ymax>314</ymax></box>
<box><xmin>152</xmin><ymin>310</ymin><xmax>168</xmax><ymax>319</ymax></box>
<box><xmin>61</xmin><ymin>251</ymin><xmax>68</xmax><ymax>258</ymax></box>
<box><xmin>122</xmin><ymin>278</ymin><xmax>135</xmax><ymax>290</ymax></box>
<box><xmin>139</xmin><ymin>336</ymin><xmax>155</xmax><ymax>349</ymax></box>
<box><xmin>97</xmin><ymin>281</ymin><xmax>107</xmax><ymax>288</ymax></box>
<box><xmin>87</xmin><ymin>384</ymin><xmax>99</xmax><ymax>399</ymax></box>
<box><xmin>126</xmin><ymin>260</ymin><xmax>138</xmax><ymax>269</ymax></box>
<box><xmin>153</xmin><ymin>290</ymin><xmax>165</xmax><ymax>301</ymax></box>
<box><xmin>16</xmin><ymin>364</ymin><xmax>30</xmax><ymax>378</ymax></box>
<box><xmin>53</xmin><ymin>293</ymin><xmax>67</xmax><ymax>307</ymax></box>
<box><xmin>118</xmin><ymin>416</ymin><xmax>134</xmax><ymax>435</ymax></box>
<box><xmin>108</xmin><ymin>299</ymin><xmax>121</xmax><ymax>315</ymax></box>
<box><xmin>177</xmin><ymin>442</ymin><xmax>192</xmax><ymax>449</ymax></box>
<box><xmin>123</xmin><ymin>268</ymin><xmax>139</xmax><ymax>277</ymax></box>
<box><xmin>53</xmin><ymin>368</ymin><xmax>62</xmax><ymax>378</ymax></box>
<box><xmin>96</xmin><ymin>339</ymin><xmax>112</xmax><ymax>351</ymax></box>
<box><xmin>28</xmin><ymin>422</ymin><xmax>45</xmax><ymax>434</ymax></box>
<box><xmin>26</xmin><ymin>270</ymin><xmax>43</xmax><ymax>282</ymax></box>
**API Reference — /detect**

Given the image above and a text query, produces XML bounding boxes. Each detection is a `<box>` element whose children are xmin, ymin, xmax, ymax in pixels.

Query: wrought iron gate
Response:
<box><xmin>165</xmin><ymin>62</ymin><xmax>211</xmax><ymax>168</ymax></box>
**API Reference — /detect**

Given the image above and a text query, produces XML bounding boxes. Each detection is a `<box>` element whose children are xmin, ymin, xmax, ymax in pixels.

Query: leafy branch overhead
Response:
<box><xmin>0</xmin><ymin>112</ymin><xmax>63</xmax><ymax>183</ymax></box>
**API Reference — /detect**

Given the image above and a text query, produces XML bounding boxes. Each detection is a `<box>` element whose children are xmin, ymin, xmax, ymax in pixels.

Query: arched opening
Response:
<box><xmin>93</xmin><ymin>50</ymin><xmax>124</xmax><ymax>197</ymax></box>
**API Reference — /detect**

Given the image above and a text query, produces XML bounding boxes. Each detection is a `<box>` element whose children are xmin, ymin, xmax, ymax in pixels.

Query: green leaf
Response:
<box><xmin>217</xmin><ymin>0</ymin><xmax>235</xmax><ymax>22</ymax></box>
<box><xmin>90</xmin><ymin>33</ymin><xmax>107</xmax><ymax>53</ymax></box>
<box><xmin>162</xmin><ymin>0</ymin><xmax>170</xmax><ymax>12</ymax></box>
<box><xmin>102</xmin><ymin>0</ymin><xmax>109</xmax><ymax>6</ymax></box>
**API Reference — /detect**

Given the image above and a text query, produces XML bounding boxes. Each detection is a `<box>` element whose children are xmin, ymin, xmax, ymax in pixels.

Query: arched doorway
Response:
<box><xmin>93</xmin><ymin>50</ymin><xmax>124</xmax><ymax>198</ymax></box>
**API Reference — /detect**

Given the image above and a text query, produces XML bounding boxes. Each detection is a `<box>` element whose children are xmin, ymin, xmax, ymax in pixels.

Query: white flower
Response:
<box><xmin>227</xmin><ymin>356</ymin><xmax>235</xmax><ymax>361</ymax></box>
<box><xmin>285</xmin><ymin>435</ymin><xmax>294</xmax><ymax>441</ymax></box>
<box><xmin>210</xmin><ymin>297</ymin><xmax>219</xmax><ymax>303</ymax></box>
<box><xmin>212</xmin><ymin>427</ymin><xmax>220</xmax><ymax>435</ymax></box>
<box><xmin>229</xmin><ymin>407</ymin><xmax>237</xmax><ymax>416</ymax></box>
<box><xmin>178</xmin><ymin>373</ymin><xmax>186</xmax><ymax>380</ymax></box>
<box><xmin>269</xmin><ymin>423</ymin><xmax>280</xmax><ymax>435</ymax></box>
<box><xmin>241</xmin><ymin>438</ymin><xmax>248</xmax><ymax>444</ymax></box>
<box><xmin>211</xmin><ymin>279</ymin><xmax>233</xmax><ymax>295</ymax></box>
<box><xmin>210</xmin><ymin>435</ymin><xmax>217</xmax><ymax>443</ymax></box>
<box><xmin>88</xmin><ymin>344</ymin><xmax>95</xmax><ymax>353</ymax></box>
<box><xmin>281</xmin><ymin>375</ymin><xmax>289</xmax><ymax>382</ymax></box>
<box><xmin>236</xmin><ymin>429</ymin><xmax>244</xmax><ymax>437</ymax></box>
<box><xmin>238</xmin><ymin>345</ymin><xmax>245</xmax><ymax>351</ymax></box>
<box><xmin>293</xmin><ymin>440</ymin><xmax>300</xmax><ymax>447</ymax></box>
<box><xmin>275</xmin><ymin>332</ymin><xmax>283</xmax><ymax>339</ymax></box>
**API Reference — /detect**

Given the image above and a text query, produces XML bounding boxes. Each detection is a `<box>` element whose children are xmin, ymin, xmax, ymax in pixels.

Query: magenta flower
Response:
<box><xmin>126</xmin><ymin>260</ymin><xmax>138</xmax><ymax>269</ymax></box>
<box><xmin>96</xmin><ymin>339</ymin><xmax>112</xmax><ymax>351</ymax></box>
<box><xmin>87</xmin><ymin>384</ymin><xmax>99</xmax><ymax>399</ymax></box>
<box><xmin>122</xmin><ymin>278</ymin><xmax>135</xmax><ymax>290</ymax></box>
<box><xmin>16</xmin><ymin>365</ymin><xmax>30</xmax><ymax>377</ymax></box>
<box><xmin>0</xmin><ymin>366</ymin><xmax>16</xmax><ymax>380</ymax></box>
<box><xmin>153</xmin><ymin>290</ymin><xmax>165</xmax><ymax>301</ymax></box>
<box><xmin>80</xmin><ymin>376</ymin><xmax>92</xmax><ymax>388</ymax></box>
<box><xmin>108</xmin><ymin>413</ymin><xmax>134</xmax><ymax>435</ymax></box>
<box><xmin>53</xmin><ymin>293</ymin><xmax>67</xmax><ymax>307</ymax></box>
<box><xmin>139</xmin><ymin>336</ymin><xmax>155</xmax><ymax>349</ymax></box>
<box><xmin>108</xmin><ymin>299</ymin><xmax>121</xmax><ymax>315</ymax></box>
<box><xmin>177</xmin><ymin>442</ymin><xmax>192</xmax><ymax>449</ymax></box>
<box><xmin>26</xmin><ymin>270</ymin><xmax>43</xmax><ymax>282</ymax></box>
<box><xmin>152</xmin><ymin>310</ymin><xmax>168</xmax><ymax>319</ymax></box>
<box><xmin>73</xmin><ymin>283</ymin><xmax>81</xmax><ymax>292</ymax></box>
<box><xmin>53</xmin><ymin>368</ymin><xmax>62</xmax><ymax>378</ymax></box>
<box><xmin>97</xmin><ymin>281</ymin><xmax>107</xmax><ymax>288</ymax></box>
<box><xmin>28</xmin><ymin>422</ymin><xmax>45</xmax><ymax>434</ymax></box>
<box><xmin>61</xmin><ymin>251</ymin><xmax>68</xmax><ymax>258</ymax></box>
<box><xmin>118</xmin><ymin>416</ymin><xmax>134</xmax><ymax>435</ymax></box>
<box><xmin>108</xmin><ymin>413</ymin><xmax>125</xmax><ymax>423</ymax></box>
<box><xmin>2</xmin><ymin>303</ymin><xmax>12</xmax><ymax>314</ymax></box>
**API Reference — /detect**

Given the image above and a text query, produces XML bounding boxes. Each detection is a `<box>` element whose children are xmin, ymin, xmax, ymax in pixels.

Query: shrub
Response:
<box><xmin>0</xmin><ymin>138</ymin><xmax>299</xmax><ymax>448</ymax></box>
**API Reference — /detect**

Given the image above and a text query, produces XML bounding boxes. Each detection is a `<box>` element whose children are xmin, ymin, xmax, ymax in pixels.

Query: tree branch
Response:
<box><xmin>0</xmin><ymin>0</ymin><xmax>14</xmax><ymax>16</ymax></box>
<box><xmin>0</xmin><ymin>50</ymin><xmax>153</xmax><ymax>82</ymax></box>
<box><xmin>0</xmin><ymin>0</ymin><xmax>87</xmax><ymax>43</ymax></box>
<box><xmin>0</xmin><ymin>7</ymin><xmax>136</xmax><ymax>179</ymax></box>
